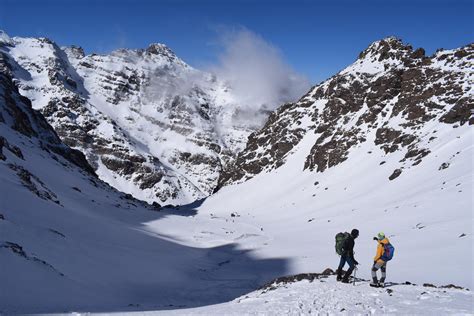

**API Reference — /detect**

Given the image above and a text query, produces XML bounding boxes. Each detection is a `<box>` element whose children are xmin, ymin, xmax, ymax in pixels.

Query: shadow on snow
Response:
<box><xmin>0</xmin><ymin>196</ymin><xmax>289</xmax><ymax>314</ymax></box>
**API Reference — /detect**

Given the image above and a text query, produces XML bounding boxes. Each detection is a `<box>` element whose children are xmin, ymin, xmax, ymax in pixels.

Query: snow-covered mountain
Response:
<box><xmin>0</xmin><ymin>30</ymin><xmax>271</xmax><ymax>205</ymax></box>
<box><xmin>0</xmin><ymin>46</ymin><xmax>286</xmax><ymax>313</ymax></box>
<box><xmin>218</xmin><ymin>37</ymin><xmax>473</xmax><ymax>187</ymax></box>
<box><xmin>1</xmin><ymin>33</ymin><xmax>473</xmax><ymax>314</ymax></box>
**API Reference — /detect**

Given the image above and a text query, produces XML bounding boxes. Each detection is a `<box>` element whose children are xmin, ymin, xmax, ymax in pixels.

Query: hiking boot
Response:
<box><xmin>336</xmin><ymin>276</ymin><xmax>342</xmax><ymax>281</ymax></box>
<box><xmin>370</xmin><ymin>282</ymin><xmax>379</xmax><ymax>288</ymax></box>
<box><xmin>341</xmin><ymin>278</ymin><xmax>350</xmax><ymax>283</ymax></box>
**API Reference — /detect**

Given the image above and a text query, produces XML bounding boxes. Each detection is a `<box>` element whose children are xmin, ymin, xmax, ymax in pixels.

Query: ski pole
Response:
<box><xmin>353</xmin><ymin>266</ymin><xmax>357</xmax><ymax>286</ymax></box>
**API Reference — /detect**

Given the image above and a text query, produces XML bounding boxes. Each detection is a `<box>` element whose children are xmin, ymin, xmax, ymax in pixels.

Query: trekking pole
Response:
<box><xmin>353</xmin><ymin>266</ymin><xmax>357</xmax><ymax>286</ymax></box>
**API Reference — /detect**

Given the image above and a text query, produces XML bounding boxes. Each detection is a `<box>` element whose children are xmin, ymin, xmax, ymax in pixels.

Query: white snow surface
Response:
<box><xmin>3</xmin><ymin>117</ymin><xmax>471</xmax><ymax>314</ymax></box>
<box><xmin>96</xmin><ymin>277</ymin><xmax>473</xmax><ymax>315</ymax></box>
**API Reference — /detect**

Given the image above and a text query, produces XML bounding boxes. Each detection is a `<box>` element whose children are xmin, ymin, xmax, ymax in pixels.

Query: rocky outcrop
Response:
<box><xmin>1</xmin><ymin>242</ymin><xmax>64</xmax><ymax>276</ymax></box>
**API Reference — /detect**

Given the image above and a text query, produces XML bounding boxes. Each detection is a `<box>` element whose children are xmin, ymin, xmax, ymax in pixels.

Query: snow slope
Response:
<box><xmin>195</xmin><ymin>39</ymin><xmax>474</xmax><ymax>289</ymax></box>
<box><xmin>191</xmin><ymin>124</ymin><xmax>473</xmax><ymax>288</ymax></box>
<box><xmin>114</xmin><ymin>274</ymin><xmax>473</xmax><ymax>315</ymax></box>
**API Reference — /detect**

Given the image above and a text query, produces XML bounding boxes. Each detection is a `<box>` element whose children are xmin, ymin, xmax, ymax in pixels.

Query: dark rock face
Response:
<box><xmin>305</xmin><ymin>129</ymin><xmax>361</xmax><ymax>173</ymax></box>
<box><xmin>1</xmin><ymin>241</ymin><xmax>64</xmax><ymax>276</ymax></box>
<box><xmin>217</xmin><ymin>102</ymin><xmax>306</xmax><ymax>188</ymax></box>
<box><xmin>375</xmin><ymin>128</ymin><xmax>416</xmax><ymax>154</ymax></box>
<box><xmin>440</xmin><ymin>101</ymin><xmax>473</xmax><ymax>125</ymax></box>
<box><xmin>258</xmin><ymin>269</ymin><xmax>339</xmax><ymax>292</ymax></box>
<box><xmin>218</xmin><ymin>38</ymin><xmax>474</xmax><ymax>187</ymax></box>
<box><xmin>0</xmin><ymin>53</ymin><xmax>95</xmax><ymax>175</ymax></box>
<box><xmin>0</xmin><ymin>136</ymin><xmax>23</xmax><ymax>160</ymax></box>
<box><xmin>8</xmin><ymin>163</ymin><xmax>61</xmax><ymax>204</ymax></box>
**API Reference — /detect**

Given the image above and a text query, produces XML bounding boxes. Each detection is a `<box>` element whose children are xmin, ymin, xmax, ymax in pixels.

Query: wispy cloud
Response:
<box><xmin>209</xmin><ymin>27</ymin><xmax>311</xmax><ymax>111</ymax></box>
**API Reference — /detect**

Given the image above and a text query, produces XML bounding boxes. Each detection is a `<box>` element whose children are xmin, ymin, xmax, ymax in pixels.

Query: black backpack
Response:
<box><xmin>335</xmin><ymin>232</ymin><xmax>350</xmax><ymax>255</ymax></box>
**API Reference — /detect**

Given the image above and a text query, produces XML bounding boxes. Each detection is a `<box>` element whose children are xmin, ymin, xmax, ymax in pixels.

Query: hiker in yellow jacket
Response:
<box><xmin>371</xmin><ymin>232</ymin><xmax>389</xmax><ymax>288</ymax></box>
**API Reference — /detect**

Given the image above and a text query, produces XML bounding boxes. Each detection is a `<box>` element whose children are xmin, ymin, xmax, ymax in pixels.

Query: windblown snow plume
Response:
<box><xmin>210</xmin><ymin>28</ymin><xmax>311</xmax><ymax>112</ymax></box>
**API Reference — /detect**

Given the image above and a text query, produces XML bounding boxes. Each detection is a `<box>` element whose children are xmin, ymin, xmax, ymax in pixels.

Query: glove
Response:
<box><xmin>354</xmin><ymin>260</ymin><xmax>359</xmax><ymax>265</ymax></box>
<box><xmin>373</xmin><ymin>237</ymin><xmax>378</xmax><ymax>241</ymax></box>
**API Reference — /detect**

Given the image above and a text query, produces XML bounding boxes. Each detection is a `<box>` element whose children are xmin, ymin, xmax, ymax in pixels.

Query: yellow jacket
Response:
<box><xmin>374</xmin><ymin>238</ymin><xmax>389</xmax><ymax>263</ymax></box>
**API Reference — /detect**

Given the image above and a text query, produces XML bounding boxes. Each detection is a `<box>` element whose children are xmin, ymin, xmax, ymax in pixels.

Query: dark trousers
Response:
<box><xmin>337</xmin><ymin>255</ymin><xmax>355</xmax><ymax>279</ymax></box>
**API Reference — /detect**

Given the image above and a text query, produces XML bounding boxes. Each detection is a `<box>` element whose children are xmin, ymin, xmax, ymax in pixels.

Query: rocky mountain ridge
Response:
<box><xmin>2</xmin><ymin>32</ymin><xmax>472</xmax><ymax>204</ymax></box>
<box><xmin>0</xmin><ymin>31</ymin><xmax>269</xmax><ymax>205</ymax></box>
<box><xmin>217</xmin><ymin>37</ymin><xmax>473</xmax><ymax>187</ymax></box>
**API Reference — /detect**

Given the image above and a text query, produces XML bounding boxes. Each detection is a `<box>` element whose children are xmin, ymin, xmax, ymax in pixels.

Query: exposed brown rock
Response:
<box><xmin>389</xmin><ymin>169</ymin><xmax>402</xmax><ymax>180</ymax></box>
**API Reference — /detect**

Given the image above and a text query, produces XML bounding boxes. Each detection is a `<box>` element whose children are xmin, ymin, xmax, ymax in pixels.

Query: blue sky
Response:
<box><xmin>1</xmin><ymin>0</ymin><xmax>472</xmax><ymax>83</ymax></box>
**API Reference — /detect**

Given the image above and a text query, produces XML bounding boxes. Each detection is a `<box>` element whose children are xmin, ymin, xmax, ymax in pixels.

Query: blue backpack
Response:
<box><xmin>381</xmin><ymin>242</ymin><xmax>395</xmax><ymax>261</ymax></box>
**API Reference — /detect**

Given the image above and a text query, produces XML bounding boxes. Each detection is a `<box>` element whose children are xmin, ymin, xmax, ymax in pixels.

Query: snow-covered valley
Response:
<box><xmin>0</xmin><ymin>30</ymin><xmax>472</xmax><ymax>314</ymax></box>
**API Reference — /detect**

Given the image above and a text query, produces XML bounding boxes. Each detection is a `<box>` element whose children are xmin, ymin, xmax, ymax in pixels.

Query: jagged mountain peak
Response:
<box><xmin>11</xmin><ymin>36</ymin><xmax>62</xmax><ymax>52</ymax></box>
<box><xmin>145</xmin><ymin>42</ymin><xmax>176</xmax><ymax>57</ymax></box>
<box><xmin>143</xmin><ymin>43</ymin><xmax>183</xmax><ymax>65</ymax></box>
<box><xmin>62</xmin><ymin>45</ymin><xmax>85</xmax><ymax>59</ymax></box>
<box><xmin>96</xmin><ymin>42</ymin><xmax>188</xmax><ymax>69</ymax></box>
<box><xmin>338</xmin><ymin>37</ymin><xmax>426</xmax><ymax>76</ymax></box>
<box><xmin>0</xmin><ymin>30</ymin><xmax>13</xmax><ymax>46</ymax></box>
<box><xmin>361</xmin><ymin>36</ymin><xmax>406</xmax><ymax>53</ymax></box>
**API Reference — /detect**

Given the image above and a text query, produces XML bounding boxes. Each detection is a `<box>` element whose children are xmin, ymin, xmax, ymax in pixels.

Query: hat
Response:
<box><xmin>351</xmin><ymin>229</ymin><xmax>359</xmax><ymax>238</ymax></box>
<box><xmin>377</xmin><ymin>232</ymin><xmax>385</xmax><ymax>240</ymax></box>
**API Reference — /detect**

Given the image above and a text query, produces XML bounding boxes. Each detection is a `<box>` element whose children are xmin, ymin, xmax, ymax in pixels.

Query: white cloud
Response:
<box><xmin>210</xmin><ymin>28</ymin><xmax>311</xmax><ymax>111</ymax></box>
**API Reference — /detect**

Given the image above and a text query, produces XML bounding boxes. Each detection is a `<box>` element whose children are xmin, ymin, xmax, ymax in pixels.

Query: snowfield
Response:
<box><xmin>96</xmin><ymin>275</ymin><xmax>473</xmax><ymax>315</ymax></box>
<box><xmin>190</xmin><ymin>125</ymin><xmax>473</xmax><ymax>289</ymax></box>
<box><xmin>2</xmin><ymin>116</ymin><xmax>471</xmax><ymax>314</ymax></box>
